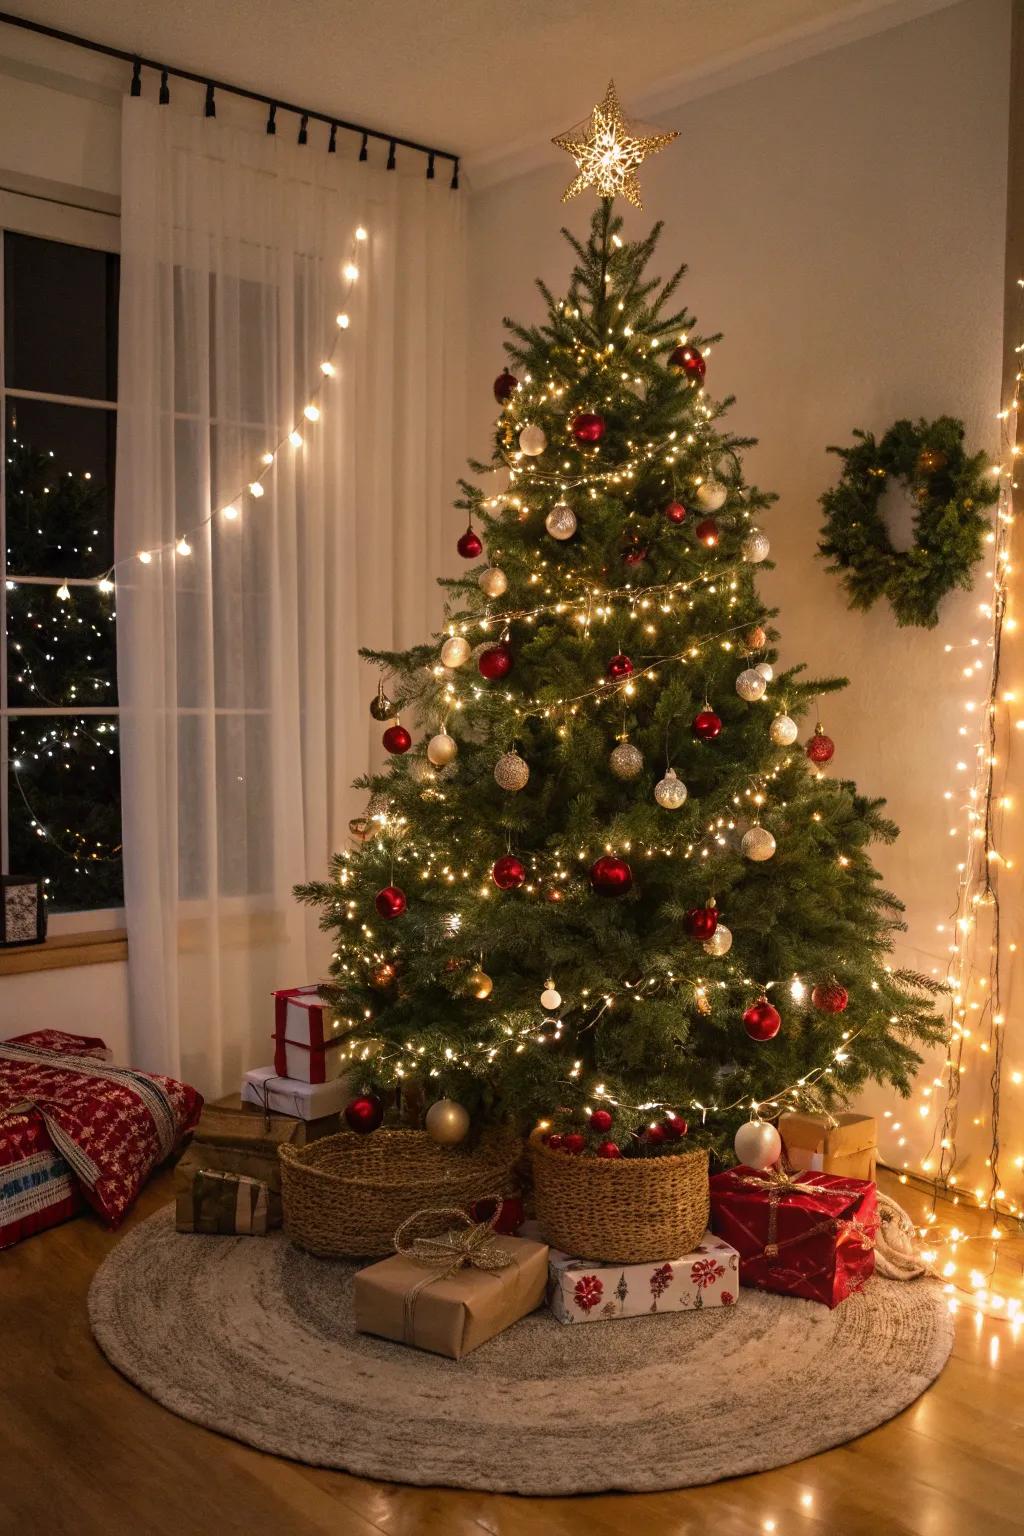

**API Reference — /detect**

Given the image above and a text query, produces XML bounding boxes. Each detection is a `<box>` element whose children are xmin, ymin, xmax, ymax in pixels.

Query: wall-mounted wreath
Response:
<box><xmin>818</xmin><ymin>416</ymin><xmax>998</xmax><ymax>629</ymax></box>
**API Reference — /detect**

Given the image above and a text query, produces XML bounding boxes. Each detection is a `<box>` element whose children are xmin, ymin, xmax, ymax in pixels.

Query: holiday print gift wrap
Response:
<box><xmin>176</xmin><ymin>1167</ymin><xmax>270</xmax><ymax>1236</ymax></box>
<box><xmin>545</xmin><ymin>1230</ymin><xmax>740</xmax><ymax>1324</ymax></box>
<box><xmin>710</xmin><ymin>1165</ymin><xmax>878</xmax><ymax>1308</ymax></box>
<box><xmin>354</xmin><ymin>1213</ymin><xmax>548</xmax><ymax>1360</ymax></box>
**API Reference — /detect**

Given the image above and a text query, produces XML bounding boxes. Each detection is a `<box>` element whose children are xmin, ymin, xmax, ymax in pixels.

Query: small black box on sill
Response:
<box><xmin>0</xmin><ymin>875</ymin><xmax>47</xmax><ymax>947</ymax></box>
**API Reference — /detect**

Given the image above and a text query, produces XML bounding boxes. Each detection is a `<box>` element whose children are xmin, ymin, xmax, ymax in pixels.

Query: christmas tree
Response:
<box><xmin>297</xmin><ymin>198</ymin><xmax>941</xmax><ymax>1158</ymax></box>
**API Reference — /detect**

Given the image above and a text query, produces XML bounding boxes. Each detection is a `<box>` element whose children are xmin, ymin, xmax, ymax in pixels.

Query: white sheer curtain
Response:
<box><xmin>115</xmin><ymin>98</ymin><xmax>465</xmax><ymax>1095</ymax></box>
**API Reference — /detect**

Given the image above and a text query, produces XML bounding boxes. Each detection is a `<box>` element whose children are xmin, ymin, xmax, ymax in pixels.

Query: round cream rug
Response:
<box><xmin>89</xmin><ymin>1206</ymin><xmax>953</xmax><ymax>1494</ymax></box>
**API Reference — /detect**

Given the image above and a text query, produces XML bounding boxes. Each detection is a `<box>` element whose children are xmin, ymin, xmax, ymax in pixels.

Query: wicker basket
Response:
<box><xmin>531</xmin><ymin>1138</ymin><xmax>710</xmax><ymax>1262</ymax></box>
<box><xmin>279</xmin><ymin>1128</ymin><xmax>523</xmax><ymax>1259</ymax></box>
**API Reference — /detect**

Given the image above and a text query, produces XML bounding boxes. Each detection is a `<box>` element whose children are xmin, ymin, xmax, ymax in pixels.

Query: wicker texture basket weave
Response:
<box><xmin>532</xmin><ymin>1139</ymin><xmax>710</xmax><ymax>1262</ymax></box>
<box><xmin>279</xmin><ymin>1128</ymin><xmax>523</xmax><ymax>1259</ymax></box>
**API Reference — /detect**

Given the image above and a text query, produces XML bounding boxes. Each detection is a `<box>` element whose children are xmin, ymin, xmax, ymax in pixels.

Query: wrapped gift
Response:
<box><xmin>176</xmin><ymin>1166</ymin><xmax>269</xmax><ymax>1235</ymax></box>
<box><xmin>779</xmin><ymin>1110</ymin><xmax>877</xmax><ymax>1182</ymax></box>
<box><xmin>710</xmin><ymin>1165</ymin><xmax>877</xmax><ymax>1308</ymax></box>
<box><xmin>193</xmin><ymin>1091</ymin><xmax>340</xmax><ymax>1149</ymax></box>
<box><xmin>354</xmin><ymin>1210</ymin><xmax>548</xmax><ymax>1359</ymax></box>
<box><xmin>544</xmin><ymin>1230</ymin><xmax>740</xmax><ymax>1324</ymax></box>
<box><xmin>273</xmin><ymin>986</ymin><xmax>349</xmax><ymax>1083</ymax></box>
<box><xmin>174</xmin><ymin>1142</ymin><xmax>284</xmax><ymax>1227</ymax></box>
<box><xmin>242</xmin><ymin>1067</ymin><xmax>349</xmax><ymax>1122</ymax></box>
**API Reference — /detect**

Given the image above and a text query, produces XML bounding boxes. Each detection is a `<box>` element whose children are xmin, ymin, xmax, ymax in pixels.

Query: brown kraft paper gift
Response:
<box><xmin>779</xmin><ymin>1111</ymin><xmax>877</xmax><ymax>1183</ymax></box>
<box><xmin>192</xmin><ymin>1091</ymin><xmax>340</xmax><ymax>1151</ymax></box>
<box><xmin>174</xmin><ymin>1143</ymin><xmax>285</xmax><ymax>1227</ymax></box>
<box><xmin>354</xmin><ymin>1234</ymin><xmax>549</xmax><ymax>1359</ymax></box>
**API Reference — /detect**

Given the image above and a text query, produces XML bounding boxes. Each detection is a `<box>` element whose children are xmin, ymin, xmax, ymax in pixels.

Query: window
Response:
<box><xmin>1</xmin><ymin>231</ymin><xmax>122</xmax><ymax>913</ymax></box>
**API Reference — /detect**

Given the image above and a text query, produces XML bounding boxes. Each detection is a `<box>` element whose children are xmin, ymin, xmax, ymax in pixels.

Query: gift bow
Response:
<box><xmin>392</xmin><ymin>1201</ymin><xmax>516</xmax><ymax>1344</ymax></box>
<box><xmin>735</xmin><ymin>1166</ymin><xmax>875</xmax><ymax>1261</ymax></box>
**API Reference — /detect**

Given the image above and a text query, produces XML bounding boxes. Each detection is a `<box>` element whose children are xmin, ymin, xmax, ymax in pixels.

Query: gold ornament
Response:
<box><xmin>552</xmin><ymin>80</ymin><xmax>678</xmax><ymax>210</ymax></box>
<box><xmin>426</xmin><ymin>731</ymin><xmax>458</xmax><ymax>767</ymax></box>
<box><xmin>610</xmin><ymin>735</ymin><xmax>643</xmax><ymax>780</ymax></box>
<box><xmin>425</xmin><ymin>1098</ymin><xmax>470</xmax><ymax>1145</ymax></box>
<box><xmin>478</xmin><ymin>566</ymin><xmax>508</xmax><ymax>599</ymax></box>
<box><xmin>468</xmin><ymin>967</ymin><xmax>493</xmax><ymax>1000</ymax></box>
<box><xmin>494</xmin><ymin>750</ymin><xmax>529</xmax><ymax>792</ymax></box>
<box><xmin>440</xmin><ymin>635</ymin><xmax>471</xmax><ymax>668</ymax></box>
<box><xmin>369</xmin><ymin>961</ymin><xmax>397</xmax><ymax>990</ymax></box>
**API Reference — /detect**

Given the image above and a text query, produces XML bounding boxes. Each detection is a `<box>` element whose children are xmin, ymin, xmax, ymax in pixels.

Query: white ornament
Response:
<box><xmin>741</xmin><ymin>826</ymin><xmax>777</xmax><ymax>861</ymax></box>
<box><xmin>742</xmin><ymin>528</ymin><xmax>770</xmax><ymax>563</ymax></box>
<box><xmin>478</xmin><ymin>566</ymin><xmax>508</xmax><ymax>598</ymax></box>
<box><xmin>770</xmin><ymin>713</ymin><xmax>799</xmax><ymax>746</ymax></box>
<box><xmin>696</xmin><ymin>478</ymin><xmax>727</xmax><ymax>511</ymax></box>
<box><xmin>426</xmin><ymin>732</ymin><xmax>458</xmax><ymax>767</ymax></box>
<box><xmin>736</xmin><ymin>668</ymin><xmax>767</xmax><ymax>702</ymax></box>
<box><xmin>754</xmin><ymin>662</ymin><xmax>773</xmax><ymax>683</ymax></box>
<box><xmin>734</xmin><ymin>1119</ymin><xmax>782</xmax><ymax>1170</ymax></box>
<box><xmin>654</xmin><ymin>767</ymin><xmax>688</xmax><ymax>809</ymax></box>
<box><xmin>519</xmin><ymin>424</ymin><xmax>547</xmax><ymax>457</ymax></box>
<box><xmin>440</xmin><ymin>636</ymin><xmax>471</xmax><ymax>668</ymax></box>
<box><xmin>610</xmin><ymin>740</ymin><xmax>643</xmax><ymax>781</ymax></box>
<box><xmin>425</xmin><ymin>1098</ymin><xmax>470</xmax><ymax>1145</ymax></box>
<box><xmin>703</xmin><ymin>922</ymin><xmax>733</xmax><ymax>957</ymax></box>
<box><xmin>494</xmin><ymin>750</ymin><xmax>529</xmax><ymax>792</ymax></box>
<box><xmin>545</xmin><ymin>502</ymin><xmax>577</xmax><ymax>540</ymax></box>
<box><xmin>540</xmin><ymin>981</ymin><xmax>562</xmax><ymax>1011</ymax></box>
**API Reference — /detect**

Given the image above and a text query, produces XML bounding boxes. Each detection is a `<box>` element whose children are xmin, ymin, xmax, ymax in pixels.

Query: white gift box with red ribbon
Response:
<box><xmin>272</xmin><ymin>986</ymin><xmax>348</xmax><ymax>1083</ymax></box>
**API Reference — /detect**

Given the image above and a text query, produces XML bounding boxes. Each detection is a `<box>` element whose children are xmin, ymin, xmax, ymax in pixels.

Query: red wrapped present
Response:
<box><xmin>709</xmin><ymin>1164</ymin><xmax>877</xmax><ymax>1308</ymax></box>
<box><xmin>272</xmin><ymin>985</ymin><xmax>348</xmax><ymax>1083</ymax></box>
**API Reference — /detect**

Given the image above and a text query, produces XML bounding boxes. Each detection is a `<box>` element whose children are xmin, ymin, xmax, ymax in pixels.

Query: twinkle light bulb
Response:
<box><xmin>289</xmin><ymin>430</ymin><xmax>304</xmax><ymax>448</ymax></box>
<box><xmin>249</xmin><ymin>481</ymin><xmax>265</xmax><ymax>498</ymax></box>
<box><xmin>303</xmin><ymin>404</ymin><xmax>320</xmax><ymax>421</ymax></box>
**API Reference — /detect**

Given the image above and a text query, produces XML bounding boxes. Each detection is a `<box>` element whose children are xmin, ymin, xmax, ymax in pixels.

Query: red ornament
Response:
<box><xmin>374</xmin><ymin>885</ymin><xmax>407</xmax><ymax>920</ymax></box>
<box><xmin>597</xmin><ymin>1140</ymin><xmax>622</xmax><ymax>1159</ymax></box>
<box><xmin>806</xmin><ymin>724</ymin><xmax>835</xmax><ymax>764</ymax></box>
<box><xmin>470</xmin><ymin>1195</ymin><xmax>524</xmax><ymax>1234</ymax></box>
<box><xmin>692</xmin><ymin>710</ymin><xmax>723</xmax><ymax>741</ymax></box>
<box><xmin>622</xmin><ymin>543</ymin><xmax>648</xmax><ymax>567</ymax></box>
<box><xmin>664</xmin><ymin>500</ymin><xmax>688</xmax><ymax>524</ymax></box>
<box><xmin>493</xmin><ymin>369</ymin><xmax>518</xmax><ymax>404</ymax></box>
<box><xmin>696</xmin><ymin>517</ymin><xmax>719</xmax><ymax>548</ymax></box>
<box><xmin>606</xmin><ymin>653</ymin><xmax>634</xmax><ymax>680</ymax></box>
<box><xmin>589</xmin><ymin>854</ymin><xmax>633</xmax><ymax>897</ymax></box>
<box><xmin>645</xmin><ymin>1123</ymin><xmax>668</xmax><ymax>1146</ymax></box>
<box><xmin>571</xmin><ymin>411</ymin><xmax>606</xmax><ymax>445</ymax></box>
<box><xmin>478</xmin><ymin>641</ymin><xmax>513</xmax><ymax>680</ymax></box>
<box><xmin>563</xmin><ymin>1132</ymin><xmax>586</xmax><ymax>1155</ymax></box>
<box><xmin>547</xmin><ymin>1133</ymin><xmax>565</xmax><ymax>1151</ymax></box>
<box><xmin>663</xmin><ymin>1112</ymin><xmax>689</xmax><ymax>1140</ymax></box>
<box><xmin>667</xmin><ymin>344</ymin><xmax>707</xmax><ymax>383</ymax></box>
<box><xmin>382</xmin><ymin>723</ymin><xmax>412</xmax><ymax>754</ymax></box>
<box><xmin>456</xmin><ymin>525</ymin><xmax>483</xmax><ymax>559</ymax></box>
<box><xmin>344</xmin><ymin>1094</ymin><xmax>384</xmax><ymax>1134</ymax></box>
<box><xmin>812</xmin><ymin>981</ymin><xmax>849</xmax><ymax>1014</ymax></box>
<box><xmin>743</xmin><ymin>997</ymin><xmax>782</xmax><ymax>1041</ymax></box>
<box><xmin>684</xmin><ymin>905</ymin><xmax>719</xmax><ymax>940</ymax></box>
<box><xmin>589</xmin><ymin>1108</ymin><xmax>614</xmax><ymax>1133</ymax></box>
<box><xmin>492</xmin><ymin>854</ymin><xmax>527</xmax><ymax>890</ymax></box>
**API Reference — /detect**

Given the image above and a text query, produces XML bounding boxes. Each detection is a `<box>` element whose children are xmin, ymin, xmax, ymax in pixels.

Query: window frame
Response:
<box><xmin>0</xmin><ymin>194</ymin><xmax>124</xmax><ymax>929</ymax></box>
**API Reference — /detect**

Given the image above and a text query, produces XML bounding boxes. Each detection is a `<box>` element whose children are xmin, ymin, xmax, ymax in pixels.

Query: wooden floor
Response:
<box><xmin>3</xmin><ymin>1172</ymin><xmax>1023</xmax><ymax>1536</ymax></box>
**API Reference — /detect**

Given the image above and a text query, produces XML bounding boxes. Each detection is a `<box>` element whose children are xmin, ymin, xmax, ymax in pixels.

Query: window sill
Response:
<box><xmin>0</xmin><ymin>927</ymin><xmax>127</xmax><ymax>976</ymax></box>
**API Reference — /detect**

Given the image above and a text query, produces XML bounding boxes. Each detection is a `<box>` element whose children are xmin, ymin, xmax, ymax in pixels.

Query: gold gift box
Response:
<box><xmin>353</xmin><ymin>1234</ymin><xmax>549</xmax><ymax>1360</ymax></box>
<box><xmin>779</xmin><ymin>1111</ymin><xmax>877</xmax><ymax>1183</ymax></box>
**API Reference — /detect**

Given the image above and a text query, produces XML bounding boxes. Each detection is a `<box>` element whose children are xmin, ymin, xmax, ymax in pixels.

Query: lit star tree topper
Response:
<box><xmin>552</xmin><ymin>80</ymin><xmax>678</xmax><ymax>210</ymax></box>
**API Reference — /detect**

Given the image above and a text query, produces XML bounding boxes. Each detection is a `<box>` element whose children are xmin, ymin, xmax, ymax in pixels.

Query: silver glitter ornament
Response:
<box><xmin>754</xmin><ymin>661</ymin><xmax>774</xmax><ymax>683</ymax></box>
<box><xmin>654</xmin><ymin>767</ymin><xmax>688</xmax><ymax>809</ymax></box>
<box><xmin>519</xmin><ymin>424</ymin><xmax>547</xmax><ymax>456</ymax></box>
<box><xmin>478</xmin><ymin>567</ymin><xmax>508</xmax><ymax>598</ymax></box>
<box><xmin>741</xmin><ymin>826</ymin><xmax>777</xmax><ymax>861</ymax></box>
<box><xmin>696</xmin><ymin>478</ymin><xmax>727</xmax><ymax>511</ymax></box>
<box><xmin>703</xmin><ymin>922</ymin><xmax>733</xmax><ymax>957</ymax></box>
<box><xmin>610</xmin><ymin>739</ymin><xmax>644</xmax><ymax>781</ymax></box>
<box><xmin>545</xmin><ymin>502</ymin><xmax>577</xmax><ymax>540</ymax></box>
<box><xmin>440</xmin><ymin>635</ymin><xmax>471</xmax><ymax>668</ymax></box>
<box><xmin>426</xmin><ymin>731</ymin><xmax>458</xmax><ymax>767</ymax></box>
<box><xmin>742</xmin><ymin>528</ymin><xmax>770</xmax><ymax>563</ymax></box>
<box><xmin>494</xmin><ymin>750</ymin><xmax>529</xmax><ymax>792</ymax></box>
<box><xmin>770</xmin><ymin>713</ymin><xmax>799</xmax><ymax>746</ymax></box>
<box><xmin>736</xmin><ymin>667</ymin><xmax>767</xmax><ymax>702</ymax></box>
<box><xmin>425</xmin><ymin>1098</ymin><xmax>470</xmax><ymax>1145</ymax></box>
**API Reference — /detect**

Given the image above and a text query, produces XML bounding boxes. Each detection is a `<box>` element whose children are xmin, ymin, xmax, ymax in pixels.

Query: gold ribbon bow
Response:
<box><xmin>392</xmin><ymin>1201</ymin><xmax>515</xmax><ymax>1343</ymax></box>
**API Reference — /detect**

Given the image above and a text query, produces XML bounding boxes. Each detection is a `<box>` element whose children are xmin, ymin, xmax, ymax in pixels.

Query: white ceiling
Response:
<box><xmin>1</xmin><ymin>0</ymin><xmax>956</xmax><ymax>172</ymax></box>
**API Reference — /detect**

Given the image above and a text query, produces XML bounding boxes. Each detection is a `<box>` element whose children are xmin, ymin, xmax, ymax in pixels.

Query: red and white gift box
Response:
<box><xmin>272</xmin><ymin>986</ymin><xmax>347</xmax><ymax>1084</ymax></box>
<box><xmin>526</xmin><ymin>1224</ymin><xmax>740</xmax><ymax>1324</ymax></box>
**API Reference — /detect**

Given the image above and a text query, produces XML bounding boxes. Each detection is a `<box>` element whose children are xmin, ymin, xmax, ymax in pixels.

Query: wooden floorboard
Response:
<box><xmin>2</xmin><ymin>1172</ymin><xmax>1022</xmax><ymax>1536</ymax></box>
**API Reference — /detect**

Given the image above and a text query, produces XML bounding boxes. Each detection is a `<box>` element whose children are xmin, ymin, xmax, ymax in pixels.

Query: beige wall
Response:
<box><xmin>466</xmin><ymin>0</ymin><xmax>1015</xmax><ymax>1179</ymax></box>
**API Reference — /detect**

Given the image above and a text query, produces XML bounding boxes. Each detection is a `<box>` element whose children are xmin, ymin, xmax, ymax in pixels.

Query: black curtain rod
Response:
<box><xmin>0</xmin><ymin>7</ymin><xmax>461</xmax><ymax>180</ymax></box>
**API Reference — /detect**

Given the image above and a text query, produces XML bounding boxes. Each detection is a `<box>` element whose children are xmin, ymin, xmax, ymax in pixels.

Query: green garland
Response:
<box><xmin>818</xmin><ymin>416</ymin><xmax>998</xmax><ymax>629</ymax></box>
